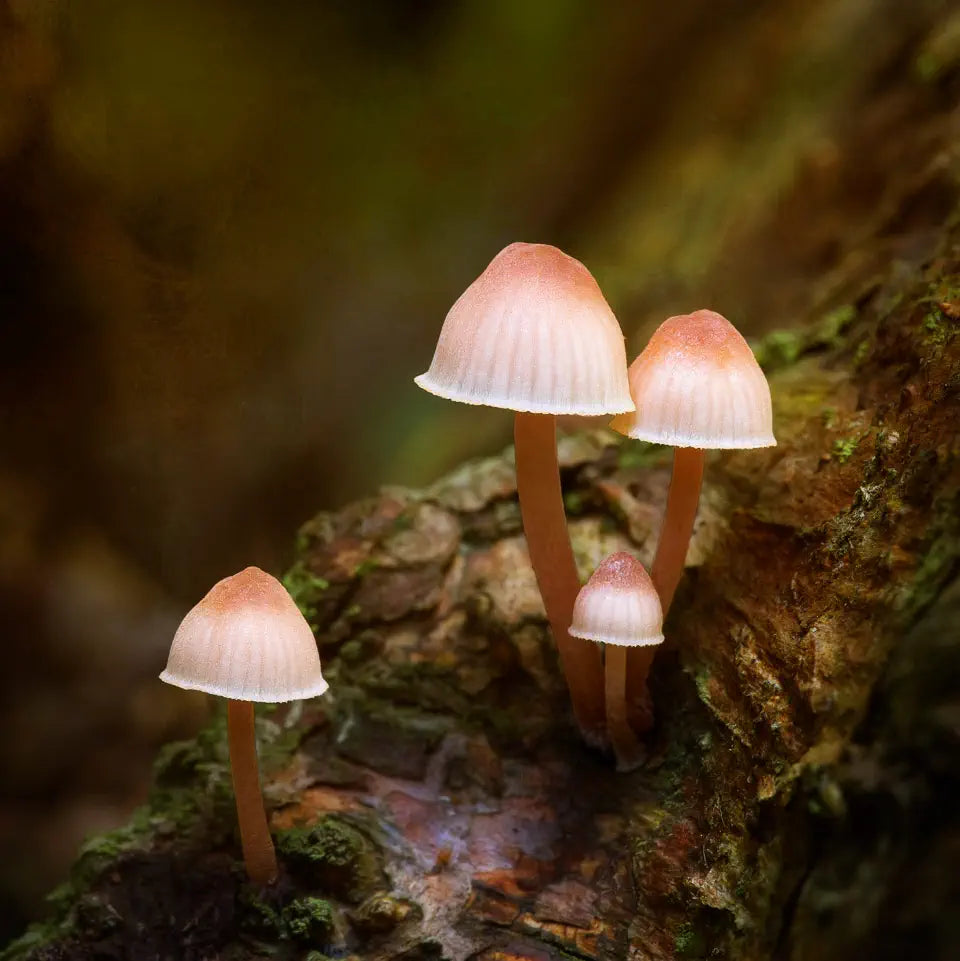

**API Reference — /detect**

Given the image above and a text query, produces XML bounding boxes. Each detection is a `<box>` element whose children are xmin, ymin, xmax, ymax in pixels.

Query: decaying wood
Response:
<box><xmin>6</xmin><ymin>211</ymin><xmax>959</xmax><ymax>961</ymax></box>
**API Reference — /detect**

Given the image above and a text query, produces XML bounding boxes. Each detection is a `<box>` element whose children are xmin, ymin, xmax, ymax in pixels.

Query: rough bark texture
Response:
<box><xmin>6</xmin><ymin>22</ymin><xmax>960</xmax><ymax>961</ymax></box>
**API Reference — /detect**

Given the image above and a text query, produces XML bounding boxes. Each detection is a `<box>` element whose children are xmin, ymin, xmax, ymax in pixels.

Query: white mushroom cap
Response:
<box><xmin>611</xmin><ymin>309</ymin><xmax>775</xmax><ymax>449</ymax></box>
<box><xmin>569</xmin><ymin>552</ymin><xmax>664</xmax><ymax>647</ymax></box>
<box><xmin>415</xmin><ymin>242</ymin><xmax>634</xmax><ymax>415</ymax></box>
<box><xmin>160</xmin><ymin>567</ymin><xmax>329</xmax><ymax>702</ymax></box>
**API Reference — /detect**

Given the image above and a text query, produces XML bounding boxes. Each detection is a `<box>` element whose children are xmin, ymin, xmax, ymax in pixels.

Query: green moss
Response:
<box><xmin>919</xmin><ymin>276</ymin><xmax>960</xmax><ymax>305</ymax></box>
<box><xmin>258</xmin><ymin>723</ymin><xmax>307</xmax><ymax>775</ymax></box>
<box><xmin>282</xmin><ymin>560</ymin><xmax>330</xmax><ymax>624</ymax></box>
<box><xmin>71</xmin><ymin>821</ymin><xmax>152</xmax><ymax>882</ymax></box>
<box><xmin>338</xmin><ymin>638</ymin><xmax>366</xmax><ymax>664</ymax></box>
<box><xmin>831</xmin><ymin>437</ymin><xmax>859</xmax><ymax>463</ymax></box>
<box><xmin>276</xmin><ymin>817</ymin><xmax>380</xmax><ymax>903</ymax></box>
<box><xmin>282</xmin><ymin>897</ymin><xmax>335</xmax><ymax>943</ymax></box>
<box><xmin>353</xmin><ymin>558</ymin><xmax>379</xmax><ymax>578</ymax></box>
<box><xmin>151</xmin><ymin>714</ymin><xmax>245</xmax><ymax>825</ymax></box>
<box><xmin>753</xmin><ymin>306</ymin><xmax>857</xmax><ymax>374</ymax></box>
<box><xmin>238</xmin><ymin>887</ymin><xmax>284</xmax><ymax>938</ymax></box>
<box><xmin>155</xmin><ymin>707</ymin><xmax>299</xmax><ymax>796</ymax></box>
<box><xmin>391</xmin><ymin>509</ymin><xmax>416</xmax><ymax>532</ymax></box>
<box><xmin>563</xmin><ymin>490</ymin><xmax>587</xmax><ymax>514</ymax></box>
<box><xmin>813</xmin><ymin>305</ymin><xmax>857</xmax><ymax>347</ymax></box>
<box><xmin>897</xmin><ymin>493</ymin><xmax>960</xmax><ymax>617</ymax></box>
<box><xmin>155</xmin><ymin>712</ymin><xmax>230</xmax><ymax>782</ymax></box>
<box><xmin>675</xmin><ymin>921</ymin><xmax>707</xmax><ymax>957</ymax></box>
<box><xmin>347</xmin><ymin>662</ymin><xmax>464</xmax><ymax>717</ymax></box>
<box><xmin>278</xmin><ymin>818</ymin><xmax>359</xmax><ymax>868</ymax></box>
<box><xmin>921</xmin><ymin>307</ymin><xmax>955</xmax><ymax>348</ymax></box>
<box><xmin>617</xmin><ymin>440</ymin><xmax>668</xmax><ymax>469</ymax></box>
<box><xmin>755</xmin><ymin>329</ymin><xmax>804</xmax><ymax>371</ymax></box>
<box><xmin>853</xmin><ymin>337</ymin><xmax>872</xmax><ymax>367</ymax></box>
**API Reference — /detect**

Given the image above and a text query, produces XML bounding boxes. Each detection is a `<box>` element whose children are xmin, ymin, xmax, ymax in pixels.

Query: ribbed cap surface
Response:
<box><xmin>610</xmin><ymin>310</ymin><xmax>775</xmax><ymax>448</ymax></box>
<box><xmin>569</xmin><ymin>552</ymin><xmax>664</xmax><ymax>648</ymax></box>
<box><xmin>415</xmin><ymin>242</ymin><xmax>634</xmax><ymax>415</ymax></box>
<box><xmin>160</xmin><ymin>567</ymin><xmax>329</xmax><ymax>702</ymax></box>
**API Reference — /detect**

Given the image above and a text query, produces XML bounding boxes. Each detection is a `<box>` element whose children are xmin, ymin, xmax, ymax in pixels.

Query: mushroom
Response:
<box><xmin>416</xmin><ymin>242</ymin><xmax>634</xmax><ymax>744</ymax></box>
<box><xmin>160</xmin><ymin>566</ymin><xmax>328</xmax><ymax>884</ymax></box>
<box><xmin>569</xmin><ymin>552</ymin><xmax>663</xmax><ymax>770</ymax></box>
<box><xmin>611</xmin><ymin>309</ymin><xmax>774</xmax><ymax>726</ymax></box>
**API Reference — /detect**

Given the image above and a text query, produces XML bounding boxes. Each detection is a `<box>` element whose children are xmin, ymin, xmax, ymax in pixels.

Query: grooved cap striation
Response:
<box><xmin>415</xmin><ymin>242</ymin><xmax>634</xmax><ymax>415</ymax></box>
<box><xmin>611</xmin><ymin>309</ymin><xmax>775</xmax><ymax>448</ymax></box>
<box><xmin>570</xmin><ymin>552</ymin><xmax>664</xmax><ymax>647</ymax></box>
<box><xmin>160</xmin><ymin>566</ymin><xmax>329</xmax><ymax>702</ymax></box>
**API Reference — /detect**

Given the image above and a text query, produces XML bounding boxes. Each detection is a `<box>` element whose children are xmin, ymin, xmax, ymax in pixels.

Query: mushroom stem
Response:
<box><xmin>626</xmin><ymin>446</ymin><xmax>705</xmax><ymax>730</ymax></box>
<box><xmin>651</xmin><ymin>447</ymin><xmax>706</xmax><ymax>612</ymax></box>
<box><xmin>605</xmin><ymin>645</ymin><xmax>644</xmax><ymax>770</ymax></box>
<box><xmin>227</xmin><ymin>700</ymin><xmax>278</xmax><ymax>884</ymax></box>
<box><xmin>514</xmin><ymin>411</ymin><xmax>606</xmax><ymax>743</ymax></box>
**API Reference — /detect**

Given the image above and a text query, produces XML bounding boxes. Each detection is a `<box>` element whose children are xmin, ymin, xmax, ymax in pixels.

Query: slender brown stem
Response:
<box><xmin>605</xmin><ymin>645</ymin><xmax>644</xmax><ymax>770</ymax></box>
<box><xmin>227</xmin><ymin>700</ymin><xmax>278</xmax><ymax>884</ymax></box>
<box><xmin>650</xmin><ymin>447</ymin><xmax>706</xmax><ymax>613</ymax></box>
<box><xmin>515</xmin><ymin>412</ymin><xmax>606</xmax><ymax>744</ymax></box>
<box><xmin>626</xmin><ymin>447</ymin><xmax>705</xmax><ymax>730</ymax></box>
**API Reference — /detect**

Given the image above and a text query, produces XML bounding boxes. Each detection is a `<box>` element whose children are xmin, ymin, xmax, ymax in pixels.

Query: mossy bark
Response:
<box><xmin>6</xmin><ymin>225</ymin><xmax>959</xmax><ymax>960</ymax></box>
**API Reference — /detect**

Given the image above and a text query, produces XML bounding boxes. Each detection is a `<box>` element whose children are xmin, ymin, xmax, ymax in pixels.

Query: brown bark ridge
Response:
<box><xmin>6</xmin><ymin>40</ymin><xmax>960</xmax><ymax>961</ymax></box>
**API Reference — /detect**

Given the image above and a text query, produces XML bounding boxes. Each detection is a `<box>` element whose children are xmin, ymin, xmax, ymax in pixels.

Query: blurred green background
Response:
<box><xmin>0</xmin><ymin>0</ymin><xmax>956</xmax><ymax>942</ymax></box>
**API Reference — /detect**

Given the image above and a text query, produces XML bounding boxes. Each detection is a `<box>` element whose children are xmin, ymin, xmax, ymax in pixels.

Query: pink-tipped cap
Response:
<box><xmin>415</xmin><ymin>242</ymin><xmax>634</xmax><ymax>415</ymax></box>
<box><xmin>610</xmin><ymin>309</ymin><xmax>775</xmax><ymax>448</ymax></box>
<box><xmin>569</xmin><ymin>552</ymin><xmax>664</xmax><ymax>647</ymax></box>
<box><xmin>160</xmin><ymin>566</ymin><xmax>329</xmax><ymax>703</ymax></box>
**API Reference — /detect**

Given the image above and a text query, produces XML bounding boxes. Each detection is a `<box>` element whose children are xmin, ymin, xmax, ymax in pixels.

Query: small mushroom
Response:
<box><xmin>569</xmin><ymin>552</ymin><xmax>663</xmax><ymax>770</ymax></box>
<box><xmin>160</xmin><ymin>566</ymin><xmax>328</xmax><ymax>884</ymax></box>
<box><xmin>416</xmin><ymin>242</ymin><xmax>634</xmax><ymax>745</ymax></box>
<box><xmin>611</xmin><ymin>310</ymin><xmax>774</xmax><ymax>727</ymax></box>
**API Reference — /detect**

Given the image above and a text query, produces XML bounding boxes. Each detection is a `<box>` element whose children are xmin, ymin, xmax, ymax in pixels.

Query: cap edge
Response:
<box><xmin>610</xmin><ymin>425</ymin><xmax>777</xmax><ymax>449</ymax></box>
<box><xmin>415</xmin><ymin>372</ymin><xmax>635</xmax><ymax>415</ymax></box>
<box><xmin>568</xmin><ymin>628</ymin><xmax>665</xmax><ymax>647</ymax></box>
<box><xmin>159</xmin><ymin>670</ymin><xmax>330</xmax><ymax>703</ymax></box>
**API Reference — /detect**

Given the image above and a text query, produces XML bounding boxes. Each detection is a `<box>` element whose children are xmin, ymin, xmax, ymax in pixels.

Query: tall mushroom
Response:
<box><xmin>570</xmin><ymin>552</ymin><xmax>663</xmax><ymax>770</ymax></box>
<box><xmin>160</xmin><ymin>566</ymin><xmax>329</xmax><ymax>884</ymax></box>
<box><xmin>416</xmin><ymin>242</ymin><xmax>634</xmax><ymax>744</ymax></box>
<box><xmin>611</xmin><ymin>310</ymin><xmax>775</xmax><ymax>727</ymax></box>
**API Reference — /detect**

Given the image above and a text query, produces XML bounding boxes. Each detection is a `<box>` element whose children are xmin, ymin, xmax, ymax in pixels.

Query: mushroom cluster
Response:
<box><xmin>611</xmin><ymin>310</ymin><xmax>775</xmax><ymax>735</ymax></box>
<box><xmin>158</xmin><ymin>244</ymin><xmax>776</xmax><ymax>888</ymax></box>
<box><xmin>418</xmin><ymin>249</ymin><xmax>775</xmax><ymax>769</ymax></box>
<box><xmin>416</xmin><ymin>242</ymin><xmax>634</xmax><ymax>744</ymax></box>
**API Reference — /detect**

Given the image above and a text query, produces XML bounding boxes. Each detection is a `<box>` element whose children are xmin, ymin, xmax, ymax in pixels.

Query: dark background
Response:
<box><xmin>1</xmin><ymin>0</ymin><xmax>956</xmax><ymax>942</ymax></box>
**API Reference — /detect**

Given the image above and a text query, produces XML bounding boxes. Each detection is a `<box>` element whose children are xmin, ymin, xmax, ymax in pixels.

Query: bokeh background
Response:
<box><xmin>1</xmin><ymin>0</ymin><xmax>958</xmax><ymax>942</ymax></box>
